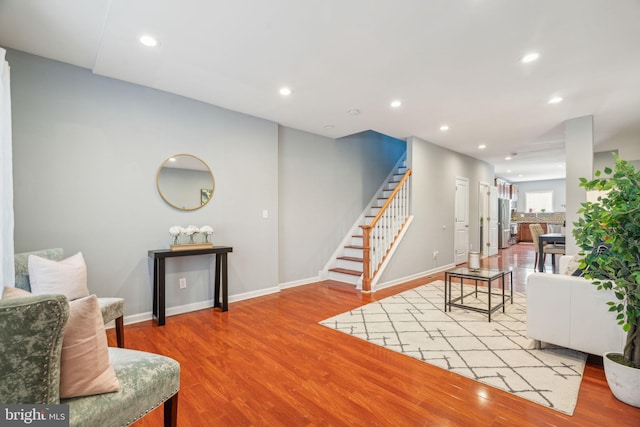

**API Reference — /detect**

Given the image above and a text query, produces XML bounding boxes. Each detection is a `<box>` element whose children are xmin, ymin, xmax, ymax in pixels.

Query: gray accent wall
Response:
<box><xmin>9</xmin><ymin>49</ymin><xmax>279</xmax><ymax>316</ymax></box>
<box><xmin>9</xmin><ymin>49</ymin><xmax>494</xmax><ymax>319</ymax></box>
<box><xmin>278</xmin><ymin>128</ymin><xmax>405</xmax><ymax>283</ymax></box>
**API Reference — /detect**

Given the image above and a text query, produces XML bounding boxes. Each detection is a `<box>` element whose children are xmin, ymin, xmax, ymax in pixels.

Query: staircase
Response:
<box><xmin>325</xmin><ymin>158</ymin><xmax>411</xmax><ymax>290</ymax></box>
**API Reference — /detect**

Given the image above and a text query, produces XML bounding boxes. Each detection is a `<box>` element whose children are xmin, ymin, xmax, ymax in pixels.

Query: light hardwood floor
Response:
<box><xmin>112</xmin><ymin>243</ymin><xmax>640</xmax><ymax>426</ymax></box>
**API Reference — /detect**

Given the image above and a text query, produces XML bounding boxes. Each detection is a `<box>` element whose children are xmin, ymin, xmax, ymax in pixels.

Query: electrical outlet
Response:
<box><xmin>179</xmin><ymin>278</ymin><xmax>187</xmax><ymax>289</ymax></box>
<box><xmin>433</xmin><ymin>250</ymin><xmax>439</xmax><ymax>259</ymax></box>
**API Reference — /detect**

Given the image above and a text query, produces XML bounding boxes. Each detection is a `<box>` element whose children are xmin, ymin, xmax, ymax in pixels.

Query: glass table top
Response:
<box><xmin>445</xmin><ymin>267</ymin><xmax>508</xmax><ymax>280</ymax></box>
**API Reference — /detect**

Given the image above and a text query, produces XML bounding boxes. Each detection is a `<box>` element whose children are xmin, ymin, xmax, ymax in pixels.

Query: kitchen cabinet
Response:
<box><xmin>517</xmin><ymin>222</ymin><xmax>547</xmax><ymax>243</ymax></box>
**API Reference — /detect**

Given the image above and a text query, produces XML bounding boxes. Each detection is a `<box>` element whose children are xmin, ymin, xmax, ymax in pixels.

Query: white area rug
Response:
<box><xmin>320</xmin><ymin>280</ymin><xmax>587</xmax><ymax>415</ymax></box>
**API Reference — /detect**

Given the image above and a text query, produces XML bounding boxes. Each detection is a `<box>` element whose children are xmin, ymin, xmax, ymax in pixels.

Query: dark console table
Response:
<box><xmin>148</xmin><ymin>246</ymin><xmax>233</xmax><ymax>326</ymax></box>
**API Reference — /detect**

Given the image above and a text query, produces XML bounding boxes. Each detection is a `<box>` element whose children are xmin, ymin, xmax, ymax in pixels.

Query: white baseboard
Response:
<box><xmin>278</xmin><ymin>276</ymin><xmax>321</xmax><ymax>290</ymax></box>
<box><xmin>116</xmin><ymin>287</ymin><xmax>281</xmax><ymax>326</ymax></box>
<box><xmin>372</xmin><ymin>263</ymin><xmax>454</xmax><ymax>292</ymax></box>
<box><xmin>111</xmin><ymin>267</ymin><xmax>449</xmax><ymax>326</ymax></box>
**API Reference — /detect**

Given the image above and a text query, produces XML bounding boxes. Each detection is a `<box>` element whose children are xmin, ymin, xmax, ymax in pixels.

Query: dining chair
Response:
<box><xmin>529</xmin><ymin>224</ymin><xmax>565</xmax><ymax>272</ymax></box>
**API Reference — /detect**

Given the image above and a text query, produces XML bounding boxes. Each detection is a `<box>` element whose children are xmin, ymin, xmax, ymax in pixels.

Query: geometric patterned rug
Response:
<box><xmin>320</xmin><ymin>281</ymin><xmax>587</xmax><ymax>415</ymax></box>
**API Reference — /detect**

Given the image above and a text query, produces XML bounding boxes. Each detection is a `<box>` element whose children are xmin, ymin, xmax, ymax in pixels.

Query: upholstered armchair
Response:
<box><xmin>0</xmin><ymin>293</ymin><xmax>180</xmax><ymax>426</ymax></box>
<box><xmin>14</xmin><ymin>248</ymin><xmax>125</xmax><ymax>347</ymax></box>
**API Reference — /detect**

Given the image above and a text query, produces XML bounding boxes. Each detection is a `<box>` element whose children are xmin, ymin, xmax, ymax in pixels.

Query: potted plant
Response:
<box><xmin>573</xmin><ymin>153</ymin><xmax>640</xmax><ymax>407</ymax></box>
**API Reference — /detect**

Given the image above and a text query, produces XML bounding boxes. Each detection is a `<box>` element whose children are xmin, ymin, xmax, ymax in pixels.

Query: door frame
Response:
<box><xmin>454</xmin><ymin>177</ymin><xmax>470</xmax><ymax>265</ymax></box>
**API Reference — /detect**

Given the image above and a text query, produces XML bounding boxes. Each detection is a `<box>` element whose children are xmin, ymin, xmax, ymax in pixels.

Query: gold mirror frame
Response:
<box><xmin>156</xmin><ymin>154</ymin><xmax>215</xmax><ymax>211</ymax></box>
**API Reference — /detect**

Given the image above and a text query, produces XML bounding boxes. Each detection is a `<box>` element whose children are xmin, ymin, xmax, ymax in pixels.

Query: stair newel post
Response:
<box><xmin>360</xmin><ymin>224</ymin><xmax>372</xmax><ymax>292</ymax></box>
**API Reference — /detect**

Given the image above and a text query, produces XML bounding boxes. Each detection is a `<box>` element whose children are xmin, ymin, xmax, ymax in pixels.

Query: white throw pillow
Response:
<box><xmin>28</xmin><ymin>252</ymin><xmax>90</xmax><ymax>301</ymax></box>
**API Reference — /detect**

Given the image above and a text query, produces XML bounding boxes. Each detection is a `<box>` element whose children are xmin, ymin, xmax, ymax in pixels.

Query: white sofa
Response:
<box><xmin>526</xmin><ymin>255</ymin><xmax>626</xmax><ymax>356</ymax></box>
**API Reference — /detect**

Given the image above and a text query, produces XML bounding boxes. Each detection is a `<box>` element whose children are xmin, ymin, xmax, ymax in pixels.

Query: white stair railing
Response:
<box><xmin>360</xmin><ymin>169</ymin><xmax>412</xmax><ymax>291</ymax></box>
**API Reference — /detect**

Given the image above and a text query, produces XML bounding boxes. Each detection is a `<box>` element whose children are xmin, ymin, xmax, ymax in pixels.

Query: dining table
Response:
<box><xmin>538</xmin><ymin>233</ymin><xmax>566</xmax><ymax>272</ymax></box>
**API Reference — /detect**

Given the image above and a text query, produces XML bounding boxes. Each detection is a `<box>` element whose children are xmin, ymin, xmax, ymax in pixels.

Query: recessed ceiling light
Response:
<box><xmin>139</xmin><ymin>35</ymin><xmax>158</xmax><ymax>47</ymax></box>
<box><xmin>548</xmin><ymin>96</ymin><xmax>563</xmax><ymax>104</ymax></box>
<box><xmin>347</xmin><ymin>108</ymin><xmax>361</xmax><ymax>116</ymax></box>
<box><xmin>505</xmin><ymin>156</ymin><xmax>512</xmax><ymax>161</ymax></box>
<box><xmin>478</xmin><ymin>144</ymin><xmax>487</xmax><ymax>149</ymax></box>
<box><xmin>169</xmin><ymin>157</ymin><xmax>176</xmax><ymax>162</ymax></box>
<box><xmin>390</xmin><ymin>100</ymin><xmax>402</xmax><ymax>108</ymax></box>
<box><xmin>506</xmin><ymin>169</ymin><xmax>512</xmax><ymax>173</ymax></box>
<box><xmin>279</xmin><ymin>87</ymin><xmax>293</xmax><ymax>96</ymax></box>
<box><xmin>440</xmin><ymin>125</ymin><xmax>449</xmax><ymax>132</ymax></box>
<box><xmin>518</xmin><ymin>174</ymin><xmax>524</xmax><ymax>177</ymax></box>
<box><xmin>521</xmin><ymin>52</ymin><xmax>540</xmax><ymax>63</ymax></box>
<box><xmin>323</xmin><ymin>124</ymin><xmax>335</xmax><ymax>129</ymax></box>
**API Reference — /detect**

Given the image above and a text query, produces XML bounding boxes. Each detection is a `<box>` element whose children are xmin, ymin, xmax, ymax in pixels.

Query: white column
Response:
<box><xmin>565</xmin><ymin>115</ymin><xmax>593</xmax><ymax>255</ymax></box>
<box><xmin>0</xmin><ymin>48</ymin><xmax>15</xmax><ymax>286</ymax></box>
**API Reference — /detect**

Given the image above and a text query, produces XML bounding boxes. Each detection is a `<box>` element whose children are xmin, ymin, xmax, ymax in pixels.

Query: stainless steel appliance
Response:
<box><xmin>498</xmin><ymin>198</ymin><xmax>511</xmax><ymax>249</ymax></box>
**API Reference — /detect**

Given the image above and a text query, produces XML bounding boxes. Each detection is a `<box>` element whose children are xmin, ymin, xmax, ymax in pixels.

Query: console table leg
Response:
<box><xmin>152</xmin><ymin>258</ymin><xmax>159</xmax><ymax>320</ymax></box>
<box><xmin>158</xmin><ymin>258</ymin><xmax>166</xmax><ymax>326</ymax></box>
<box><xmin>221</xmin><ymin>253</ymin><xmax>228</xmax><ymax>312</ymax></box>
<box><xmin>213</xmin><ymin>254</ymin><xmax>221</xmax><ymax>309</ymax></box>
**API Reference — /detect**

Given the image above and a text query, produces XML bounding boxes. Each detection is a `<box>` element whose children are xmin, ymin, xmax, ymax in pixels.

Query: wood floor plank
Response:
<box><xmin>111</xmin><ymin>243</ymin><xmax>640</xmax><ymax>426</ymax></box>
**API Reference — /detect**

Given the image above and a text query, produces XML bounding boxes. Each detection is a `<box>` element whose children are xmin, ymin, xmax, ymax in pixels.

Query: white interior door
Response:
<box><xmin>488</xmin><ymin>185</ymin><xmax>499</xmax><ymax>256</ymax></box>
<box><xmin>454</xmin><ymin>177</ymin><xmax>470</xmax><ymax>264</ymax></box>
<box><xmin>479</xmin><ymin>182</ymin><xmax>490</xmax><ymax>256</ymax></box>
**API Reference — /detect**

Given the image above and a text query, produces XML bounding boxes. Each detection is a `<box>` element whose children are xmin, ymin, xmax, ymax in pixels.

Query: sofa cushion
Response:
<box><xmin>28</xmin><ymin>252</ymin><xmax>90</xmax><ymax>301</ymax></box>
<box><xmin>60</xmin><ymin>295</ymin><xmax>120</xmax><ymax>398</ymax></box>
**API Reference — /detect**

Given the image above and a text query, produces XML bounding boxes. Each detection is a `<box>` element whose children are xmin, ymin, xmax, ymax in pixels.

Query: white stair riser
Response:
<box><xmin>328</xmin><ymin>270</ymin><xmax>361</xmax><ymax>285</ymax></box>
<box><xmin>344</xmin><ymin>247</ymin><xmax>363</xmax><ymax>258</ymax></box>
<box><xmin>351</xmin><ymin>236</ymin><xmax>363</xmax><ymax>246</ymax></box>
<box><xmin>336</xmin><ymin>259</ymin><xmax>363</xmax><ymax>271</ymax></box>
<box><xmin>375</xmin><ymin>199</ymin><xmax>387</xmax><ymax>207</ymax></box>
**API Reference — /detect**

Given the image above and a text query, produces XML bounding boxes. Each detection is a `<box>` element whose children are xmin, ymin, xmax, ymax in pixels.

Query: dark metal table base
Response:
<box><xmin>444</xmin><ymin>267</ymin><xmax>513</xmax><ymax>322</ymax></box>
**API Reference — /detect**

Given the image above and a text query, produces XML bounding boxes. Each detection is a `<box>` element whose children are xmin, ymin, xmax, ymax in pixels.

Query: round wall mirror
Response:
<box><xmin>156</xmin><ymin>154</ymin><xmax>215</xmax><ymax>211</ymax></box>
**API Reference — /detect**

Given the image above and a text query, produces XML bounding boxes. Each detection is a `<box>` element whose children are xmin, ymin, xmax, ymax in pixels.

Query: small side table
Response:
<box><xmin>148</xmin><ymin>246</ymin><xmax>233</xmax><ymax>326</ymax></box>
<box><xmin>444</xmin><ymin>267</ymin><xmax>513</xmax><ymax>322</ymax></box>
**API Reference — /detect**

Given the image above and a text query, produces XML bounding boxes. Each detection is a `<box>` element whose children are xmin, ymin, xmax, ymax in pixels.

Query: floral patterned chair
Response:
<box><xmin>14</xmin><ymin>248</ymin><xmax>125</xmax><ymax>347</ymax></box>
<box><xmin>0</xmin><ymin>293</ymin><xmax>180</xmax><ymax>426</ymax></box>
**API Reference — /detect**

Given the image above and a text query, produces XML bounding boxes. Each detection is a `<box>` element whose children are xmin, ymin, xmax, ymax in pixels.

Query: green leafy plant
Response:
<box><xmin>573</xmin><ymin>154</ymin><xmax>640</xmax><ymax>368</ymax></box>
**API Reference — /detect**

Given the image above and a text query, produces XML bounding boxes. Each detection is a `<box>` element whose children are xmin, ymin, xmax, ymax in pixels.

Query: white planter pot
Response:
<box><xmin>603</xmin><ymin>352</ymin><xmax>640</xmax><ymax>408</ymax></box>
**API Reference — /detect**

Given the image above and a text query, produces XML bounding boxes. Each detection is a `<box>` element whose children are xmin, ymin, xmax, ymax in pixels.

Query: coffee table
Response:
<box><xmin>444</xmin><ymin>267</ymin><xmax>513</xmax><ymax>322</ymax></box>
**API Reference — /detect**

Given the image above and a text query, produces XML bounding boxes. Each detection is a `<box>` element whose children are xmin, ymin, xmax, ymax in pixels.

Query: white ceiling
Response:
<box><xmin>1</xmin><ymin>0</ymin><xmax>639</xmax><ymax>182</ymax></box>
